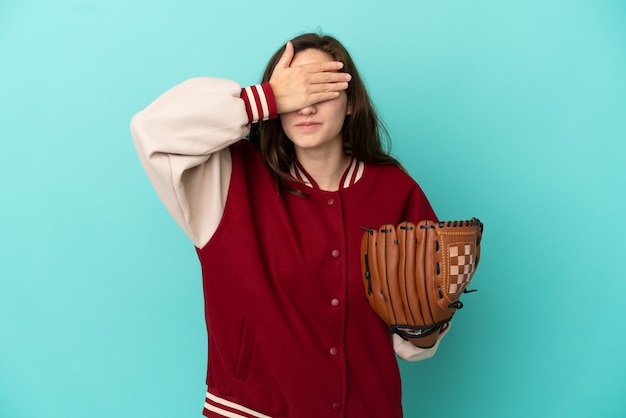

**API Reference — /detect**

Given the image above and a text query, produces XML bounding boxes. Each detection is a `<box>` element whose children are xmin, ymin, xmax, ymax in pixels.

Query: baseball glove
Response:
<box><xmin>360</xmin><ymin>218</ymin><xmax>483</xmax><ymax>349</ymax></box>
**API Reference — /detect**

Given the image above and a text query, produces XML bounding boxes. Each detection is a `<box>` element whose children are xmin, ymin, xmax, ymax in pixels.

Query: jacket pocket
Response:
<box><xmin>233</xmin><ymin>316</ymin><xmax>256</xmax><ymax>380</ymax></box>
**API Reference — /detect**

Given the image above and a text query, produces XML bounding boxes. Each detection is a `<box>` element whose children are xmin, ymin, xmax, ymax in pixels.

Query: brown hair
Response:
<box><xmin>249</xmin><ymin>33</ymin><xmax>402</xmax><ymax>191</ymax></box>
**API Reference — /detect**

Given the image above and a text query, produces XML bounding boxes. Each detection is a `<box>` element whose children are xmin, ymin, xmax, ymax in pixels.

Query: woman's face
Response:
<box><xmin>279</xmin><ymin>49</ymin><xmax>351</xmax><ymax>155</ymax></box>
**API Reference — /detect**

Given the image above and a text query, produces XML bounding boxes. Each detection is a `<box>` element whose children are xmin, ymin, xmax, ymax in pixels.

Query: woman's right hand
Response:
<box><xmin>269</xmin><ymin>41</ymin><xmax>351</xmax><ymax>114</ymax></box>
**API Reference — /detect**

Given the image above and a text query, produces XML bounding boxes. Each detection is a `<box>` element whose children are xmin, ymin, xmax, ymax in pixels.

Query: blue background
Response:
<box><xmin>1</xmin><ymin>1</ymin><xmax>625</xmax><ymax>417</ymax></box>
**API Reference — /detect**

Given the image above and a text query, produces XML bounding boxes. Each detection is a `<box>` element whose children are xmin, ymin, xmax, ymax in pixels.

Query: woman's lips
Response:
<box><xmin>295</xmin><ymin>122</ymin><xmax>322</xmax><ymax>130</ymax></box>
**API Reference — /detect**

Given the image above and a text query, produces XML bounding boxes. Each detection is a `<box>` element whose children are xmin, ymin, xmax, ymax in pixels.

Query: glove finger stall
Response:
<box><xmin>361</xmin><ymin>228</ymin><xmax>390</xmax><ymax>324</ymax></box>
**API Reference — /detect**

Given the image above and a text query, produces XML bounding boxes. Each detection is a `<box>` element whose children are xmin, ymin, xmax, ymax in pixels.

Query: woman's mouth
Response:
<box><xmin>295</xmin><ymin>122</ymin><xmax>322</xmax><ymax>130</ymax></box>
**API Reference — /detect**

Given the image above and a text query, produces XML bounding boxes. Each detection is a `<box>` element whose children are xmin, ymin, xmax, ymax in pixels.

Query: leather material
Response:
<box><xmin>361</xmin><ymin>218</ymin><xmax>483</xmax><ymax>349</ymax></box>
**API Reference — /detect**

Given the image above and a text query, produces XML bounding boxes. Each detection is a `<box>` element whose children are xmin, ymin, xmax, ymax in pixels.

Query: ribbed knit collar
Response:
<box><xmin>289</xmin><ymin>157</ymin><xmax>365</xmax><ymax>191</ymax></box>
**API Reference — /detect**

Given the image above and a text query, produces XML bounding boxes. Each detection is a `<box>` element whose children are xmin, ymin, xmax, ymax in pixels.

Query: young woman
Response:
<box><xmin>132</xmin><ymin>33</ymin><xmax>449</xmax><ymax>418</ymax></box>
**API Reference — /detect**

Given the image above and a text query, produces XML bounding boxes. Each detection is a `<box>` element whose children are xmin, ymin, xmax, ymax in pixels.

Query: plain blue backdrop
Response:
<box><xmin>1</xmin><ymin>1</ymin><xmax>625</xmax><ymax>417</ymax></box>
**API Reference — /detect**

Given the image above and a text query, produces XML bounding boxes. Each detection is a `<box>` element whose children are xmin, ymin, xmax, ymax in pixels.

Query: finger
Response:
<box><xmin>309</xmin><ymin>81</ymin><xmax>349</xmax><ymax>94</ymax></box>
<box><xmin>308</xmin><ymin>72</ymin><xmax>352</xmax><ymax>85</ymax></box>
<box><xmin>307</xmin><ymin>91</ymin><xmax>342</xmax><ymax>104</ymax></box>
<box><xmin>299</xmin><ymin>60</ymin><xmax>345</xmax><ymax>73</ymax></box>
<box><xmin>275</xmin><ymin>41</ymin><xmax>294</xmax><ymax>70</ymax></box>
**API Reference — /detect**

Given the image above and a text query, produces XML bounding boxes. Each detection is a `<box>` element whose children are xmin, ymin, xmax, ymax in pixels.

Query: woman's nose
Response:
<box><xmin>297</xmin><ymin>105</ymin><xmax>317</xmax><ymax>116</ymax></box>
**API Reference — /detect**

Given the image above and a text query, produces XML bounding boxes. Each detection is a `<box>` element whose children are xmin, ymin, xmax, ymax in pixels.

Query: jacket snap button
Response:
<box><xmin>332</xmin><ymin>402</ymin><xmax>342</xmax><ymax>411</ymax></box>
<box><xmin>331</xmin><ymin>249</ymin><xmax>340</xmax><ymax>258</ymax></box>
<box><xmin>330</xmin><ymin>347</ymin><xmax>338</xmax><ymax>356</ymax></box>
<box><xmin>327</xmin><ymin>198</ymin><xmax>335</xmax><ymax>205</ymax></box>
<box><xmin>331</xmin><ymin>298</ymin><xmax>340</xmax><ymax>307</ymax></box>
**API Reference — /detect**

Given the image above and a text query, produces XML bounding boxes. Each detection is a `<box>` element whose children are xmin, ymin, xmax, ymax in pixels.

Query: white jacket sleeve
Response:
<box><xmin>393</xmin><ymin>324</ymin><xmax>451</xmax><ymax>362</ymax></box>
<box><xmin>130</xmin><ymin>77</ymin><xmax>251</xmax><ymax>248</ymax></box>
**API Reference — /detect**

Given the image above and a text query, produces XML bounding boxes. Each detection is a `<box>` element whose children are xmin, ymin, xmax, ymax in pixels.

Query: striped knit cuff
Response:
<box><xmin>241</xmin><ymin>83</ymin><xmax>277</xmax><ymax>124</ymax></box>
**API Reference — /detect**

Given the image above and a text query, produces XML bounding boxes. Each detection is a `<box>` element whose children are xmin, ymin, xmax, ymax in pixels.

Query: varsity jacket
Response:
<box><xmin>131</xmin><ymin>78</ymin><xmax>449</xmax><ymax>418</ymax></box>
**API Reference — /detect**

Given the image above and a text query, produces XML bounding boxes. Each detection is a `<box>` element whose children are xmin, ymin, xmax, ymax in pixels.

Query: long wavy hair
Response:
<box><xmin>249</xmin><ymin>33</ymin><xmax>402</xmax><ymax>192</ymax></box>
